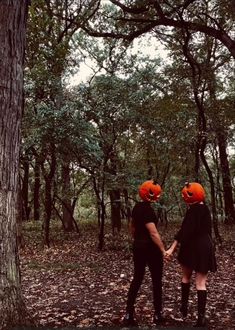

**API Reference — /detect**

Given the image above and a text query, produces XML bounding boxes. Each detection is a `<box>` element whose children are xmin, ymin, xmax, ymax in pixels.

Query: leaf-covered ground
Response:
<box><xmin>20</xmin><ymin>221</ymin><xmax>235</xmax><ymax>329</ymax></box>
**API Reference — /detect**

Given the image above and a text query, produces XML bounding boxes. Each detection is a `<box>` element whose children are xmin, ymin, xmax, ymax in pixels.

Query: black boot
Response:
<box><xmin>194</xmin><ymin>290</ymin><xmax>207</xmax><ymax>327</ymax></box>
<box><xmin>153</xmin><ymin>312</ymin><xmax>165</xmax><ymax>325</ymax></box>
<box><xmin>180</xmin><ymin>282</ymin><xmax>190</xmax><ymax>318</ymax></box>
<box><xmin>122</xmin><ymin>312</ymin><xmax>138</xmax><ymax>327</ymax></box>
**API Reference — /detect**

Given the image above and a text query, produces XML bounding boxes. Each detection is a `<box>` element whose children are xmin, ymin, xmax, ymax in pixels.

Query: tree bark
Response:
<box><xmin>0</xmin><ymin>0</ymin><xmax>31</xmax><ymax>328</ymax></box>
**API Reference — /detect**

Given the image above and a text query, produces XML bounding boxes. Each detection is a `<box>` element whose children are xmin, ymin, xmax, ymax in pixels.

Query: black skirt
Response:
<box><xmin>177</xmin><ymin>234</ymin><xmax>217</xmax><ymax>273</ymax></box>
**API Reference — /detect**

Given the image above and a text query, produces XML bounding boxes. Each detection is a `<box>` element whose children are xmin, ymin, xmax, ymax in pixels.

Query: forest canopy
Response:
<box><xmin>21</xmin><ymin>0</ymin><xmax>235</xmax><ymax>249</ymax></box>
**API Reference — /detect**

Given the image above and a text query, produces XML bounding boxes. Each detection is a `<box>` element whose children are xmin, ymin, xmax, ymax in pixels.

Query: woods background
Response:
<box><xmin>0</xmin><ymin>1</ymin><xmax>234</xmax><ymax>329</ymax></box>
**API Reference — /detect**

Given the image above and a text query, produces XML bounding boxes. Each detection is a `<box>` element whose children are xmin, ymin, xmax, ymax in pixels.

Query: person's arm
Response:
<box><xmin>145</xmin><ymin>222</ymin><xmax>166</xmax><ymax>254</ymax></box>
<box><xmin>166</xmin><ymin>207</ymin><xmax>200</xmax><ymax>257</ymax></box>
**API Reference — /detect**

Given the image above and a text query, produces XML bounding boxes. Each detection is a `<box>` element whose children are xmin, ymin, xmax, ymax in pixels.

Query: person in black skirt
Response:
<box><xmin>122</xmin><ymin>180</ymin><xmax>168</xmax><ymax>327</ymax></box>
<box><xmin>166</xmin><ymin>182</ymin><xmax>217</xmax><ymax>327</ymax></box>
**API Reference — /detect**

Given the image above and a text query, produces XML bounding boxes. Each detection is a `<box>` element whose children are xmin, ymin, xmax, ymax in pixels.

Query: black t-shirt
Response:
<box><xmin>132</xmin><ymin>201</ymin><xmax>158</xmax><ymax>241</ymax></box>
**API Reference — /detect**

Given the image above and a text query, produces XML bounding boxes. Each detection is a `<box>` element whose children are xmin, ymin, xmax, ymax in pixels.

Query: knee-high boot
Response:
<box><xmin>180</xmin><ymin>282</ymin><xmax>190</xmax><ymax>317</ymax></box>
<box><xmin>194</xmin><ymin>290</ymin><xmax>207</xmax><ymax>327</ymax></box>
<box><xmin>122</xmin><ymin>290</ymin><xmax>138</xmax><ymax>327</ymax></box>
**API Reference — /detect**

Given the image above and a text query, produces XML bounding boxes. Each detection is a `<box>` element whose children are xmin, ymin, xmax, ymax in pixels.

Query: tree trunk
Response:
<box><xmin>92</xmin><ymin>176</ymin><xmax>106</xmax><ymax>250</ymax></box>
<box><xmin>109</xmin><ymin>189</ymin><xmax>121</xmax><ymax>235</ymax></box>
<box><xmin>200</xmin><ymin>143</ymin><xmax>222</xmax><ymax>242</ymax></box>
<box><xmin>181</xmin><ymin>29</ymin><xmax>221</xmax><ymax>242</ymax></box>
<box><xmin>17</xmin><ymin>177</ymin><xmax>25</xmax><ymax>248</ymax></box>
<box><xmin>217</xmin><ymin>130</ymin><xmax>235</xmax><ymax>224</ymax></box>
<box><xmin>33</xmin><ymin>156</ymin><xmax>41</xmax><ymax>221</ymax></box>
<box><xmin>123</xmin><ymin>188</ymin><xmax>131</xmax><ymax>223</ymax></box>
<box><xmin>61</xmin><ymin>162</ymin><xmax>75</xmax><ymax>231</ymax></box>
<box><xmin>41</xmin><ymin>144</ymin><xmax>56</xmax><ymax>247</ymax></box>
<box><xmin>21</xmin><ymin>157</ymin><xmax>30</xmax><ymax>220</ymax></box>
<box><xmin>97</xmin><ymin>200</ymin><xmax>101</xmax><ymax>227</ymax></box>
<box><xmin>44</xmin><ymin>176</ymin><xmax>53</xmax><ymax>247</ymax></box>
<box><xmin>0</xmin><ymin>0</ymin><xmax>31</xmax><ymax>328</ymax></box>
<box><xmin>213</xmin><ymin>144</ymin><xmax>224</xmax><ymax>220</ymax></box>
<box><xmin>98</xmin><ymin>199</ymin><xmax>106</xmax><ymax>251</ymax></box>
<box><xmin>194</xmin><ymin>131</ymin><xmax>201</xmax><ymax>181</ymax></box>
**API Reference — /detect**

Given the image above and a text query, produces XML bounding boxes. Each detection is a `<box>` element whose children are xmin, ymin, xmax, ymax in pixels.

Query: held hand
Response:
<box><xmin>163</xmin><ymin>250</ymin><xmax>172</xmax><ymax>262</ymax></box>
<box><xmin>165</xmin><ymin>240</ymin><xmax>178</xmax><ymax>258</ymax></box>
<box><xmin>164</xmin><ymin>248</ymin><xmax>175</xmax><ymax>261</ymax></box>
<box><xmin>166</xmin><ymin>248</ymin><xmax>174</xmax><ymax>257</ymax></box>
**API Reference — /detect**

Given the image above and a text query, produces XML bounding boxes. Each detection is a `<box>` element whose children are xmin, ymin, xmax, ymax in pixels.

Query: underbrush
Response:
<box><xmin>21</xmin><ymin>217</ymin><xmax>234</xmax><ymax>252</ymax></box>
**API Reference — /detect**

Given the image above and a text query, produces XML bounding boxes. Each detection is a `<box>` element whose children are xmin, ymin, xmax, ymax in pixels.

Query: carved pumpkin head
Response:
<box><xmin>139</xmin><ymin>180</ymin><xmax>162</xmax><ymax>202</ymax></box>
<box><xmin>182</xmin><ymin>182</ymin><xmax>205</xmax><ymax>204</ymax></box>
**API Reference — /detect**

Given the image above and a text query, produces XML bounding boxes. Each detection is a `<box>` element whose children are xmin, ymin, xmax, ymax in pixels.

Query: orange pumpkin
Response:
<box><xmin>139</xmin><ymin>180</ymin><xmax>162</xmax><ymax>202</ymax></box>
<box><xmin>182</xmin><ymin>182</ymin><xmax>205</xmax><ymax>204</ymax></box>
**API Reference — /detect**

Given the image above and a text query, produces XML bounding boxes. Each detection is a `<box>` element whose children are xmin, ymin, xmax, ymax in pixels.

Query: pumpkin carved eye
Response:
<box><xmin>187</xmin><ymin>191</ymin><xmax>193</xmax><ymax>197</ymax></box>
<box><xmin>149</xmin><ymin>189</ymin><xmax>154</xmax><ymax>197</ymax></box>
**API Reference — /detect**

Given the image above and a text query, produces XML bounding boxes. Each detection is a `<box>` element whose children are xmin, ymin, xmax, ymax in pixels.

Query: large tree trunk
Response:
<box><xmin>0</xmin><ymin>0</ymin><xmax>30</xmax><ymax>328</ymax></box>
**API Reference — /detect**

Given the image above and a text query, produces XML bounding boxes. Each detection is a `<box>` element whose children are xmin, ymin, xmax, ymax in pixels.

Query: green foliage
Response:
<box><xmin>22</xmin><ymin>0</ymin><xmax>235</xmax><ymax>227</ymax></box>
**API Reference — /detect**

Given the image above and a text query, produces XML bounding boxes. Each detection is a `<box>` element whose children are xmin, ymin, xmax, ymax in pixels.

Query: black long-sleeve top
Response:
<box><xmin>175</xmin><ymin>203</ymin><xmax>212</xmax><ymax>244</ymax></box>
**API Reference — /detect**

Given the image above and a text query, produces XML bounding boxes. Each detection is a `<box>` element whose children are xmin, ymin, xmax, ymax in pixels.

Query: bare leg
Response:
<box><xmin>181</xmin><ymin>264</ymin><xmax>193</xmax><ymax>283</ymax></box>
<box><xmin>195</xmin><ymin>272</ymin><xmax>207</xmax><ymax>290</ymax></box>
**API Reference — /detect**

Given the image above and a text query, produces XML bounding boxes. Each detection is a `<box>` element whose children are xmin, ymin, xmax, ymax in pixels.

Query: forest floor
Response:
<box><xmin>19</xmin><ymin>220</ymin><xmax>235</xmax><ymax>330</ymax></box>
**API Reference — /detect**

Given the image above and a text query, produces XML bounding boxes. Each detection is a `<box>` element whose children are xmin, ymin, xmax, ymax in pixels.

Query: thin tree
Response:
<box><xmin>180</xmin><ymin>29</ymin><xmax>222</xmax><ymax>241</ymax></box>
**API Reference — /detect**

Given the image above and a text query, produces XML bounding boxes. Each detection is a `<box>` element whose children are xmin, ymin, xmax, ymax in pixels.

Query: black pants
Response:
<box><xmin>126</xmin><ymin>242</ymin><xmax>163</xmax><ymax>314</ymax></box>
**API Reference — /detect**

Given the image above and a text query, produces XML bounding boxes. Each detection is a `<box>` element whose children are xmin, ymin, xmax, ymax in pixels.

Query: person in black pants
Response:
<box><xmin>122</xmin><ymin>180</ymin><xmax>168</xmax><ymax>327</ymax></box>
<box><xmin>166</xmin><ymin>182</ymin><xmax>217</xmax><ymax>327</ymax></box>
